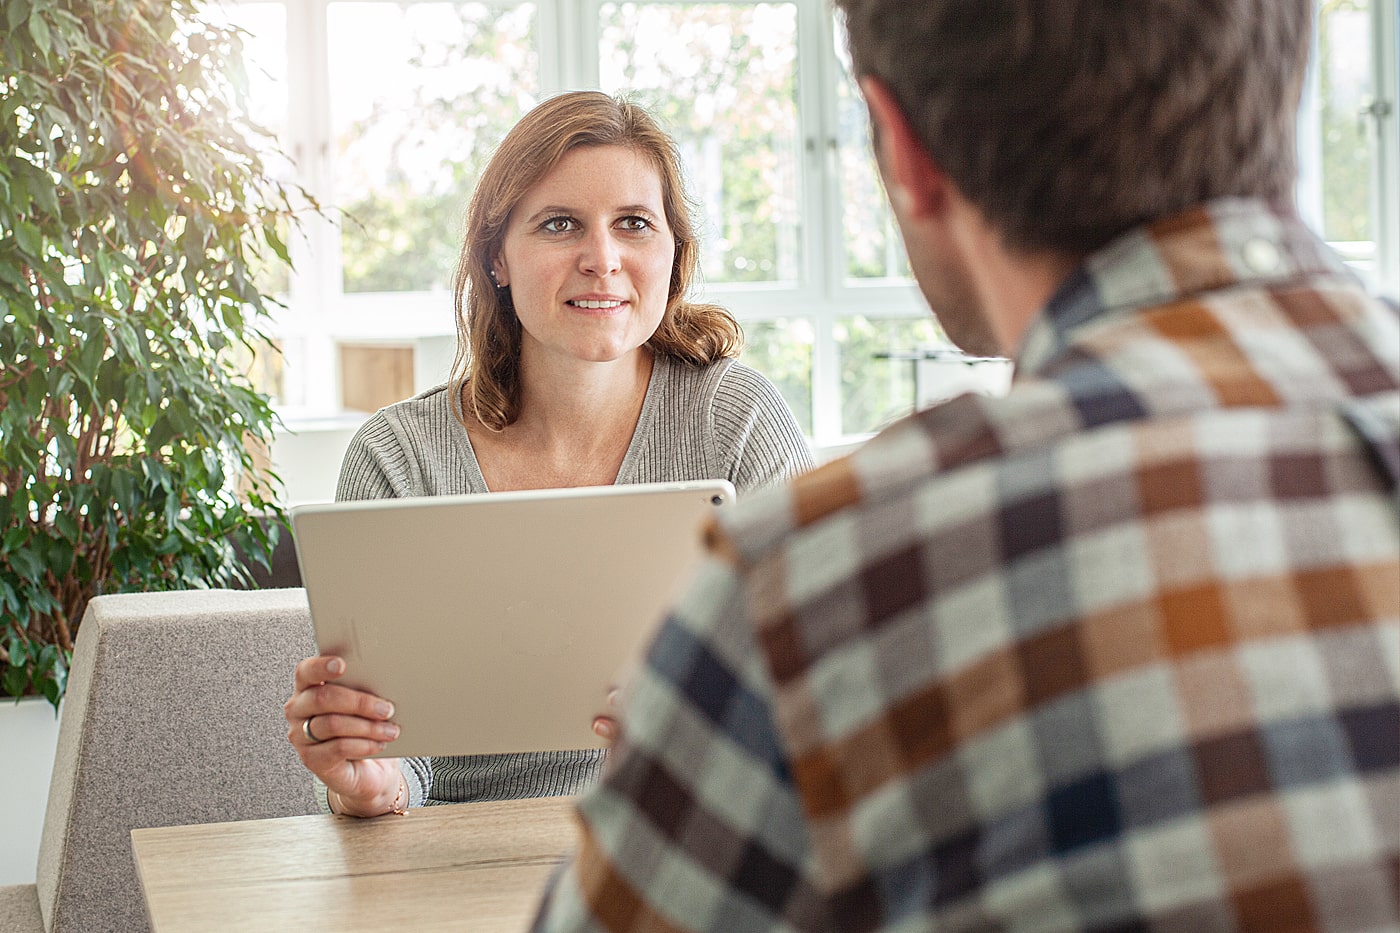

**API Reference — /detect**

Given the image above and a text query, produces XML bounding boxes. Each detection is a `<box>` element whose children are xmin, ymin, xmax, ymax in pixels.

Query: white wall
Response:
<box><xmin>270</xmin><ymin>413</ymin><xmax>368</xmax><ymax>507</ymax></box>
<box><xmin>0</xmin><ymin>698</ymin><xmax>62</xmax><ymax>885</ymax></box>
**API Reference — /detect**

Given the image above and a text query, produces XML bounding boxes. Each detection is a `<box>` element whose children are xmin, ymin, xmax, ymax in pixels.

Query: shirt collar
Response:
<box><xmin>1016</xmin><ymin>198</ymin><xmax>1357</xmax><ymax>373</ymax></box>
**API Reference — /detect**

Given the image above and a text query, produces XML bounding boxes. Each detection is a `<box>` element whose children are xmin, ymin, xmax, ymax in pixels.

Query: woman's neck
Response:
<box><xmin>515</xmin><ymin>347</ymin><xmax>654</xmax><ymax>442</ymax></box>
<box><xmin>467</xmin><ymin>349</ymin><xmax>656</xmax><ymax>490</ymax></box>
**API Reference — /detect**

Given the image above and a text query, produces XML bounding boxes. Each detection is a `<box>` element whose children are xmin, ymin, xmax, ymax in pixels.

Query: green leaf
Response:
<box><xmin>0</xmin><ymin>0</ymin><xmax>300</xmax><ymax>705</ymax></box>
<box><xmin>78</xmin><ymin>331</ymin><xmax>105</xmax><ymax>376</ymax></box>
<box><xmin>27</xmin><ymin>10</ymin><xmax>51</xmax><ymax>57</ymax></box>
<box><xmin>14</xmin><ymin>221</ymin><xmax>41</xmax><ymax>256</ymax></box>
<box><xmin>2</xmin><ymin>665</ymin><xmax>29</xmax><ymax>699</ymax></box>
<box><xmin>261</xmin><ymin>225</ymin><xmax>290</xmax><ymax>263</ymax></box>
<box><xmin>55</xmin><ymin>510</ymin><xmax>80</xmax><ymax>542</ymax></box>
<box><xmin>3</xmin><ymin>526</ymin><xmax>29</xmax><ymax>552</ymax></box>
<box><xmin>45</xmin><ymin>539</ymin><xmax>74</xmax><ymax>576</ymax></box>
<box><xmin>34</xmin><ymin>644</ymin><xmax>67</xmax><ymax>706</ymax></box>
<box><xmin>7</xmin><ymin>548</ymin><xmax>44</xmax><ymax>582</ymax></box>
<box><xmin>6</xmin><ymin>0</ymin><xmax>30</xmax><ymax>31</ymax></box>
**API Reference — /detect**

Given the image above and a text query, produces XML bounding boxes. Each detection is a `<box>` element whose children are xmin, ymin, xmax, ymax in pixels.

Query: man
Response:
<box><xmin>533</xmin><ymin>0</ymin><xmax>1400</xmax><ymax>929</ymax></box>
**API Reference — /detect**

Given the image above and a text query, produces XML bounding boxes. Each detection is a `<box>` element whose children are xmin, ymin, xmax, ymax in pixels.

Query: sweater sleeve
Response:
<box><xmin>712</xmin><ymin>362</ymin><xmax>814</xmax><ymax>494</ymax></box>
<box><xmin>335</xmin><ymin>413</ymin><xmax>408</xmax><ymax>502</ymax></box>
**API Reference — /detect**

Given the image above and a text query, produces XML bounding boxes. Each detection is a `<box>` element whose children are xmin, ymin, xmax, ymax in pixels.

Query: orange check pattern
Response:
<box><xmin>533</xmin><ymin>199</ymin><xmax>1400</xmax><ymax>932</ymax></box>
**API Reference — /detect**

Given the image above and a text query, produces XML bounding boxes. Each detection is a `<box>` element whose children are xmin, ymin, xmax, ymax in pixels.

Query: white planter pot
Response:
<box><xmin>0</xmin><ymin>696</ymin><xmax>62</xmax><ymax>885</ymax></box>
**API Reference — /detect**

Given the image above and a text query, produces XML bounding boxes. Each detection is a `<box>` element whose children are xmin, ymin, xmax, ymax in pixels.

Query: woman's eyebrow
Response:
<box><xmin>521</xmin><ymin>203</ymin><xmax>661</xmax><ymax>224</ymax></box>
<box><xmin>520</xmin><ymin>205</ymin><xmax>576</xmax><ymax>224</ymax></box>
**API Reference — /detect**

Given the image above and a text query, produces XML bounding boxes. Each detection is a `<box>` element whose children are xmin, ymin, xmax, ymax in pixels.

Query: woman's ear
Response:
<box><xmin>490</xmin><ymin>255</ymin><xmax>509</xmax><ymax>288</ymax></box>
<box><xmin>859</xmin><ymin>76</ymin><xmax>949</xmax><ymax>221</ymax></box>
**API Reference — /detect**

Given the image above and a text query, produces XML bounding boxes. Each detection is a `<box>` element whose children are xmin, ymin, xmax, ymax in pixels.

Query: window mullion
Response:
<box><xmin>1297</xmin><ymin>4</ymin><xmax>1326</xmax><ymax>237</ymax></box>
<box><xmin>1372</xmin><ymin>0</ymin><xmax>1399</xmax><ymax>297</ymax></box>
<box><xmin>537</xmin><ymin>0</ymin><xmax>582</xmax><ymax>92</ymax></box>
<box><xmin>284</xmin><ymin>0</ymin><xmax>342</xmax><ymax>411</ymax></box>
<box><xmin>540</xmin><ymin>0</ymin><xmax>600</xmax><ymax>91</ymax></box>
<box><xmin>573</xmin><ymin>0</ymin><xmax>602</xmax><ymax>89</ymax></box>
<box><xmin>796</xmin><ymin>0</ymin><xmax>842</xmax><ymax>445</ymax></box>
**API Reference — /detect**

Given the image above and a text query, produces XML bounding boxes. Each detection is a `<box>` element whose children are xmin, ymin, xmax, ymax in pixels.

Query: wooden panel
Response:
<box><xmin>339</xmin><ymin>344</ymin><xmax>414</xmax><ymax>413</ymax></box>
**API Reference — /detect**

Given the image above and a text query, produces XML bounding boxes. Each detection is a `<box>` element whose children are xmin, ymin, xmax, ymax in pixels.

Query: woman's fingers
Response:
<box><xmin>298</xmin><ymin>732</ymin><xmax>395</xmax><ymax>762</ymax></box>
<box><xmin>289</xmin><ymin>681</ymin><xmax>395</xmax><ymax>722</ymax></box>
<box><xmin>286</xmin><ymin>655</ymin><xmax>395</xmax><ymax>723</ymax></box>
<box><xmin>285</xmin><ymin>655</ymin><xmax>400</xmax><ymax>775</ymax></box>
<box><xmin>301</xmin><ymin>712</ymin><xmax>401</xmax><ymax>746</ymax></box>
<box><xmin>591</xmin><ymin>715</ymin><xmax>618</xmax><ymax>742</ymax></box>
<box><xmin>293</xmin><ymin>654</ymin><xmax>346</xmax><ymax>691</ymax></box>
<box><xmin>592</xmin><ymin>687</ymin><xmax>623</xmax><ymax>742</ymax></box>
<box><xmin>286</xmin><ymin>655</ymin><xmax>409</xmax><ymax>817</ymax></box>
<box><xmin>288</xmin><ymin>710</ymin><xmax>399</xmax><ymax>775</ymax></box>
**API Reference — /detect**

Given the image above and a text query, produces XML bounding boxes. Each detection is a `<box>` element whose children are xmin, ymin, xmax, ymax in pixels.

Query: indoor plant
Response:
<box><xmin>0</xmin><ymin>0</ymin><xmax>305</xmax><ymax>707</ymax></box>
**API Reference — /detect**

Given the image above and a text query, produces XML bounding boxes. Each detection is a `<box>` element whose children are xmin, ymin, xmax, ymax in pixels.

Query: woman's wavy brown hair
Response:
<box><xmin>450</xmin><ymin>90</ymin><xmax>742</xmax><ymax>432</ymax></box>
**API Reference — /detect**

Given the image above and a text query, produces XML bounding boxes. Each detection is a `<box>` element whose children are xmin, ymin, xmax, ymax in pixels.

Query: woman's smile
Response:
<box><xmin>567</xmin><ymin>296</ymin><xmax>628</xmax><ymax>312</ymax></box>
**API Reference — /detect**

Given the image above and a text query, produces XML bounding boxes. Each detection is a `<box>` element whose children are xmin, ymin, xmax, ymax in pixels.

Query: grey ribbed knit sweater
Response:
<box><xmin>334</xmin><ymin>355</ymin><xmax>812</xmax><ymax>806</ymax></box>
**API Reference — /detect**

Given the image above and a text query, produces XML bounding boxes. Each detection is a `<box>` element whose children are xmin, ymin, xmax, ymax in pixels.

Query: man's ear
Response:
<box><xmin>860</xmin><ymin>76</ymin><xmax>946</xmax><ymax>220</ymax></box>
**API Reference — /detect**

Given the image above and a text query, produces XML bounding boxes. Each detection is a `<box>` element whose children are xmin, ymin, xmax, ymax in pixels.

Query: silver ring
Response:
<box><xmin>302</xmin><ymin>717</ymin><xmax>324</xmax><ymax>744</ymax></box>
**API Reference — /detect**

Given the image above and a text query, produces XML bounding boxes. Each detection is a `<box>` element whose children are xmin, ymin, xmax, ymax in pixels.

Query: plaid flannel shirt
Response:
<box><xmin>533</xmin><ymin>199</ymin><xmax>1400</xmax><ymax>932</ymax></box>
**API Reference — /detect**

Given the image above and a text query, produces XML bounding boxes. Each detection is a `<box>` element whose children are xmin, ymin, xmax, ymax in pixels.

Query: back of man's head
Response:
<box><xmin>836</xmin><ymin>0</ymin><xmax>1312</xmax><ymax>256</ymax></box>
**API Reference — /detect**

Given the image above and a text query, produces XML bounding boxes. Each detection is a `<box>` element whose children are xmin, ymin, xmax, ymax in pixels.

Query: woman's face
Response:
<box><xmin>492</xmin><ymin>144</ymin><xmax>675</xmax><ymax>369</ymax></box>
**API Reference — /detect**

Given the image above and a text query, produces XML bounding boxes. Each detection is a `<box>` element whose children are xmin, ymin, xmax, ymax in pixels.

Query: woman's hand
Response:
<box><xmin>284</xmin><ymin>655</ymin><xmax>406</xmax><ymax>817</ymax></box>
<box><xmin>591</xmin><ymin>688</ymin><xmax>621</xmax><ymax>745</ymax></box>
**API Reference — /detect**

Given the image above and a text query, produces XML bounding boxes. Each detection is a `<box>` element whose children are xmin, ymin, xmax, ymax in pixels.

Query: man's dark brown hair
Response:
<box><xmin>835</xmin><ymin>0</ymin><xmax>1313</xmax><ymax>255</ymax></box>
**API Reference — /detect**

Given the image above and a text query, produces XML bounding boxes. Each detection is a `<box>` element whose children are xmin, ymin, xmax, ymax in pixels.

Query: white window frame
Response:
<box><xmin>1375</xmin><ymin>0</ymin><xmax>1399</xmax><ymax>297</ymax></box>
<box><xmin>1297</xmin><ymin>0</ymin><xmax>1399</xmax><ymax>299</ymax></box>
<box><xmin>252</xmin><ymin>0</ymin><xmax>929</xmax><ymax>447</ymax></box>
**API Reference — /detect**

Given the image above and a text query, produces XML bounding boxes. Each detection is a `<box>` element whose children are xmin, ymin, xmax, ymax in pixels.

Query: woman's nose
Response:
<box><xmin>578</xmin><ymin>229</ymin><xmax>622</xmax><ymax>276</ymax></box>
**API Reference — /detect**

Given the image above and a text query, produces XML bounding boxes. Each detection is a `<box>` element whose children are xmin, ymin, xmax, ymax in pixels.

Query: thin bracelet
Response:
<box><xmin>328</xmin><ymin>775</ymin><xmax>407</xmax><ymax>817</ymax></box>
<box><xmin>388</xmin><ymin>773</ymin><xmax>408</xmax><ymax>816</ymax></box>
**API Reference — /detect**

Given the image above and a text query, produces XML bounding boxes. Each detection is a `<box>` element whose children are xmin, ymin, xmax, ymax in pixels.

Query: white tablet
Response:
<box><xmin>289</xmin><ymin>480</ymin><xmax>734</xmax><ymax>758</ymax></box>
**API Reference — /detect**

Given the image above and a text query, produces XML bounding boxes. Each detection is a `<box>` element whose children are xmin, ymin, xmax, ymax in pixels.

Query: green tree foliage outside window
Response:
<box><xmin>0</xmin><ymin>0</ymin><xmax>307</xmax><ymax>705</ymax></box>
<box><xmin>1319</xmin><ymin>0</ymin><xmax>1374</xmax><ymax>245</ymax></box>
<box><xmin>741</xmin><ymin>318</ymin><xmax>813</xmax><ymax>434</ymax></box>
<box><xmin>838</xmin><ymin>316</ymin><xmax>947</xmax><ymax>435</ymax></box>
<box><xmin>600</xmin><ymin>2</ymin><xmax>802</xmax><ymax>286</ymax></box>
<box><xmin>334</xmin><ymin>3</ymin><xmax>537</xmax><ymax>294</ymax></box>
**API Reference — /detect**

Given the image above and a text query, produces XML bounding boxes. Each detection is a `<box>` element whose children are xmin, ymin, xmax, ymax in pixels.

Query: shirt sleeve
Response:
<box><xmin>530</xmin><ymin>555</ymin><xmax>832</xmax><ymax>932</ymax></box>
<box><xmin>712</xmin><ymin>362</ymin><xmax>814</xmax><ymax>495</ymax></box>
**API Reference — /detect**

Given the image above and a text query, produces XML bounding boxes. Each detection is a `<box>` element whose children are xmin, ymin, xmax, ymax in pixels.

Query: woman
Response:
<box><xmin>284</xmin><ymin>91</ymin><xmax>811</xmax><ymax>817</ymax></box>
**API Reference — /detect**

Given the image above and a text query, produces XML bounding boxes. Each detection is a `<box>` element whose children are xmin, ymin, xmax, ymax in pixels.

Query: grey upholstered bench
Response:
<box><xmin>0</xmin><ymin>589</ymin><xmax>318</xmax><ymax>933</ymax></box>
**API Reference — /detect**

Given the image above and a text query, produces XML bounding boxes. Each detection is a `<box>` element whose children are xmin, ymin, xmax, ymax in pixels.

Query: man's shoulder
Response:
<box><xmin>715</xmin><ymin>382</ymin><xmax>1071</xmax><ymax>564</ymax></box>
<box><xmin>718</xmin><ymin>378</ymin><xmax>1400</xmax><ymax>572</ymax></box>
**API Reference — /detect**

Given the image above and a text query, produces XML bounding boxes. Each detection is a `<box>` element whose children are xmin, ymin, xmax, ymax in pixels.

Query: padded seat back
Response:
<box><xmin>35</xmin><ymin>589</ymin><xmax>318</xmax><ymax>932</ymax></box>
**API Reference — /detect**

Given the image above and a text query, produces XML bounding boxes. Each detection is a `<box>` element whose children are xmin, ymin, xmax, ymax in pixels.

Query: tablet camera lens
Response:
<box><xmin>711</xmin><ymin>495</ymin><xmax>723</xmax><ymax>506</ymax></box>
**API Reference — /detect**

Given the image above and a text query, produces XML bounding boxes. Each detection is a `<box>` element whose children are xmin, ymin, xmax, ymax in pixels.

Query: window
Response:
<box><xmin>214</xmin><ymin>0</ymin><xmax>1398</xmax><ymax>457</ymax></box>
<box><xmin>1298</xmin><ymin>0</ymin><xmax>1400</xmax><ymax>295</ymax></box>
<box><xmin>328</xmin><ymin>2</ymin><xmax>537</xmax><ymax>295</ymax></box>
<box><xmin>598</xmin><ymin>3</ymin><xmax>803</xmax><ymax>287</ymax></box>
<box><xmin>213</xmin><ymin>0</ymin><xmax>937</xmax><ymax>445</ymax></box>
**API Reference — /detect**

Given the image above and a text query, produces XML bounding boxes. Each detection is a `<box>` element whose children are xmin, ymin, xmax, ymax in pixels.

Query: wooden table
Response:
<box><xmin>130</xmin><ymin>795</ymin><xmax>579</xmax><ymax>932</ymax></box>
